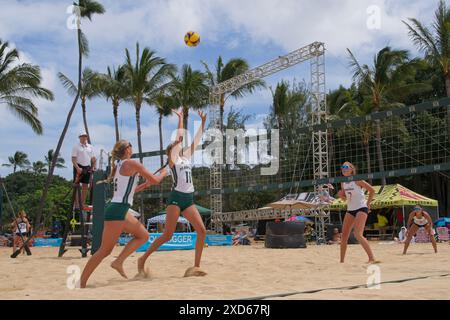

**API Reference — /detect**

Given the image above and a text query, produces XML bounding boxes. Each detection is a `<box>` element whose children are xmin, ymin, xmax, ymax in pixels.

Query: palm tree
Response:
<box><xmin>2</xmin><ymin>151</ymin><xmax>30</xmax><ymax>173</ymax></box>
<box><xmin>171</xmin><ymin>64</ymin><xmax>209</xmax><ymax>141</ymax></box>
<box><xmin>332</xmin><ymin>86</ymin><xmax>375</xmax><ymax>180</ymax></box>
<box><xmin>347</xmin><ymin>46</ymin><xmax>423</xmax><ymax>186</ymax></box>
<box><xmin>0</xmin><ymin>40</ymin><xmax>54</xmax><ymax>134</ymax></box>
<box><xmin>124</xmin><ymin>43</ymin><xmax>175</xmax><ymax>164</ymax></box>
<box><xmin>27</xmin><ymin>0</ymin><xmax>104</xmax><ymax>254</ymax></box>
<box><xmin>270</xmin><ymin>81</ymin><xmax>309</xmax><ymax>147</ymax></box>
<box><xmin>98</xmin><ymin>65</ymin><xmax>128</xmax><ymax>142</ymax></box>
<box><xmin>201</xmin><ymin>56</ymin><xmax>265</xmax><ymax>131</ymax></box>
<box><xmin>32</xmin><ymin>161</ymin><xmax>47</xmax><ymax>174</ymax></box>
<box><xmin>404</xmin><ymin>0</ymin><xmax>450</xmax><ymax>138</ymax></box>
<box><xmin>58</xmin><ymin>68</ymin><xmax>101</xmax><ymax>143</ymax></box>
<box><xmin>45</xmin><ymin>149</ymin><xmax>66</xmax><ymax>172</ymax></box>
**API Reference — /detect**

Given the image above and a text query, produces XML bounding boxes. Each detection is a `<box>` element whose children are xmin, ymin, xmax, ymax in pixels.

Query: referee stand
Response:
<box><xmin>58</xmin><ymin>169</ymin><xmax>92</xmax><ymax>258</ymax></box>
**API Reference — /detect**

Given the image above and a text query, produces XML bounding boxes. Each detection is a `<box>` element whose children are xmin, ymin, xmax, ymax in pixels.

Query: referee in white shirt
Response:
<box><xmin>72</xmin><ymin>131</ymin><xmax>97</xmax><ymax>209</ymax></box>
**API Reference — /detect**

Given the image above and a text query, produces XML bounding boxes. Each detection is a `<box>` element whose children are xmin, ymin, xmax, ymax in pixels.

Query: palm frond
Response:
<box><xmin>77</xmin><ymin>0</ymin><xmax>105</xmax><ymax>20</ymax></box>
<box><xmin>347</xmin><ymin>48</ymin><xmax>373</xmax><ymax>88</ymax></box>
<box><xmin>228</xmin><ymin>78</ymin><xmax>266</xmax><ymax>100</ymax></box>
<box><xmin>58</xmin><ymin>72</ymin><xmax>78</xmax><ymax>96</ymax></box>
<box><xmin>433</xmin><ymin>0</ymin><xmax>450</xmax><ymax>67</ymax></box>
<box><xmin>79</xmin><ymin>30</ymin><xmax>90</xmax><ymax>57</ymax></box>
<box><xmin>403</xmin><ymin>18</ymin><xmax>440</xmax><ymax>58</ymax></box>
<box><xmin>200</xmin><ymin>60</ymin><xmax>216</xmax><ymax>86</ymax></box>
<box><xmin>4</xmin><ymin>101</ymin><xmax>43</xmax><ymax>134</ymax></box>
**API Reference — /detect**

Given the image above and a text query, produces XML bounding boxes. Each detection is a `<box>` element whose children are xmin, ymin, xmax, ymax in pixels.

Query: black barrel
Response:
<box><xmin>265</xmin><ymin>222</ymin><xmax>307</xmax><ymax>249</ymax></box>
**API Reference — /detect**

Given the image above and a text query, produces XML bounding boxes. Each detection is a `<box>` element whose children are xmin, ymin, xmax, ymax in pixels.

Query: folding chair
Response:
<box><xmin>436</xmin><ymin>227</ymin><xmax>449</xmax><ymax>242</ymax></box>
<box><xmin>414</xmin><ymin>228</ymin><xmax>430</xmax><ymax>243</ymax></box>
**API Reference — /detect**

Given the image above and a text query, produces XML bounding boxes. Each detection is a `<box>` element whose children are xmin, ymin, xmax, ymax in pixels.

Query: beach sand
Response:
<box><xmin>1</xmin><ymin>242</ymin><xmax>449</xmax><ymax>300</ymax></box>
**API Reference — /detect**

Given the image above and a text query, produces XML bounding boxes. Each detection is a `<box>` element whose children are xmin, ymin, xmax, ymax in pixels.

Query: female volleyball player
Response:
<box><xmin>79</xmin><ymin>140</ymin><xmax>166</xmax><ymax>288</ymax></box>
<box><xmin>12</xmin><ymin>210</ymin><xmax>31</xmax><ymax>255</ymax></box>
<box><xmin>338</xmin><ymin>162</ymin><xmax>378</xmax><ymax>264</ymax></box>
<box><xmin>403</xmin><ymin>204</ymin><xmax>437</xmax><ymax>254</ymax></box>
<box><xmin>137</xmin><ymin>109</ymin><xmax>207</xmax><ymax>278</ymax></box>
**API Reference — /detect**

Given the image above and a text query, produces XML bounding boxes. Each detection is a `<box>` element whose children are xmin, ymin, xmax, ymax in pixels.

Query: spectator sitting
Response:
<box><xmin>374</xmin><ymin>212</ymin><xmax>389</xmax><ymax>230</ymax></box>
<box><xmin>232</xmin><ymin>229</ymin><xmax>250</xmax><ymax>246</ymax></box>
<box><xmin>395</xmin><ymin>226</ymin><xmax>415</xmax><ymax>244</ymax></box>
<box><xmin>231</xmin><ymin>228</ymin><xmax>240</xmax><ymax>246</ymax></box>
<box><xmin>238</xmin><ymin>232</ymin><xmax>250</xmax><ymax>245</ymax></box>
<box><xmin>328</xmin><ymin>228</ymin><xmax>342</xmax><ymax>245</ymax></box>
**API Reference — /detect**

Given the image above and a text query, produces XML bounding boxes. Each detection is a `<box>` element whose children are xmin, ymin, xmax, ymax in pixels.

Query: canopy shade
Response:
<box><xmin>157</xmin><ymin>204</ymin><xmax>212</xmax><ymax>216</ymax></box>
<box><xmin>328</xmin><ymin>184</ymin><xmax>438</xmax><ymax>210</ymax></box>
<box><xmin>267</xmin><ymin>199</ymin><xmax>319</xmax><ymax>210</ymax></box>
<box><xmin>147</xmin><ymin>214</ymin><xmax>189</xmax><ymax>224</ymax></box>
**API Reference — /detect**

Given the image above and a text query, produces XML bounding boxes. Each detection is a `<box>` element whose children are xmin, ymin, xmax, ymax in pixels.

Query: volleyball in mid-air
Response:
<box><xmin>184</xmin><ymin>31</ymin><xmax>200</xmax><ymax>47</ymax></box>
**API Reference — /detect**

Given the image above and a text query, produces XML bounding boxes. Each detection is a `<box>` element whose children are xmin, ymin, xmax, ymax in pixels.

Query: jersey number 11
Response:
<box><xmin>185</xmin><ymin>172</ymin><xmax>192</xmax><ymax>184</ymax></box>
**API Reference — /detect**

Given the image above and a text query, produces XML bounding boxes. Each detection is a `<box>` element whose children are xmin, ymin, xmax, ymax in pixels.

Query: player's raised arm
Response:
<box><xmin>183</xmin><ymin>110</ymin><xmax>206</xmax><ymax>159</ymax></box>
<box><xmin>173</xmin><ymin>109</ymin><xmax>184</xmax><ymax>144</ymax></box>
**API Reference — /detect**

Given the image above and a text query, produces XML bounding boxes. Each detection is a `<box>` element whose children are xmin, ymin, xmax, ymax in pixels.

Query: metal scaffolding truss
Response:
<box><xmin>208</xmin><ymin>94</ymin><xmax>223</xmax><ymax>232</ymax></box>
<box><xmin>209</xmin><ymin>42</ymin><xmax>329</xmax><ymax>243</ymax></box>
<box><xmin>211</xmin><ymin>42</ymin><xmax>326</xmax><ymax>96</ymax></box>
<box><xmin>212</xmin><ymin>207</ymin><xmax>329</xmax><ymax>224</ymax></box>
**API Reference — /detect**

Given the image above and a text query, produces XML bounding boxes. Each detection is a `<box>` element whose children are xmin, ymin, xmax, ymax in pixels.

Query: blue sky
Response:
<box><xmin>0</xmin><ymin>0</ymin><xmax>438</xmax><ymax>179</ymax></box>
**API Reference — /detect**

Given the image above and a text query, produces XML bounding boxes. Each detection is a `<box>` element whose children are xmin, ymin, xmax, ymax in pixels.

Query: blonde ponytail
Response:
<box><xmin>97</xmin><ymin>140</ymin><xmax>129</xmax><ymax>185</ymax></box>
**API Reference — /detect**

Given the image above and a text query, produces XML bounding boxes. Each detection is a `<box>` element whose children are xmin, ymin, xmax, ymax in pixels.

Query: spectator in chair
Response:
<box><xmin>328</xmin><ymin>228</ymin><xmax>342</xmax><ymax>245</ymax></box>
<box><xmin>395</xmin><ymin>226</ymin><xmax>414</xmax><ymax>244</ymax></box>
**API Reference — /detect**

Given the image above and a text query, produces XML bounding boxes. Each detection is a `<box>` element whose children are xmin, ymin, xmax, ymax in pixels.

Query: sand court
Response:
<box><xmin>1</xmin><ymin>242</ymin><xmax>449</xmax><ymax>300</ymax></box>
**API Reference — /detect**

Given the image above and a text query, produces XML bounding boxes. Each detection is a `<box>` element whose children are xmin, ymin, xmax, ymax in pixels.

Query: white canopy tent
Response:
<box><xmin>146</xmin><ymin>214</ymin><xmax>192</xmax><ymax>232</ymax></box>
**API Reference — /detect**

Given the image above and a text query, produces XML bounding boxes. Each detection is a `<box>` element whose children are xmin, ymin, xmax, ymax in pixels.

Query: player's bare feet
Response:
<box><xmin>184</xmin><ymin>266</ymin><xmax>207</xmax><ymax>277</ymax></box>
<box><xmin>367</xmin><ymin>259</ymin><xmax>381</xmax><ymax>264</ymax></box>
<box><xmin>137</xmin><ymin>257</ymin><xmax>146</xmax><ymax>275</ymax></box>
<box><xmin>135</xmin><ymin>267</ymin><xmax>151</xmax><ymax>279</ymax></box>
<box><xmin>111</xmin><ymin>260</ymin><xmax>128</xmax><ymax>279</ymax></box>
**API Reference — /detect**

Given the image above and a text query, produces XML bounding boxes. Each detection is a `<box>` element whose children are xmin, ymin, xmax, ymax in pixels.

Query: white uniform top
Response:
<box><xmin>111</xmin><ymin>160</ymin><xmax>139</xmax><ymax>206</ymax></box>
<box><xmin>71</xmin><ymin>142</ymin><xmax>96</xmax><ymax>166</ymax></box>
<box><xmin>165</xmin><ymin>157</ymin><xmax>194</xmax><ymax>193</ymax></box>
<box><xmin>342</xmin><ymin>181</ymin><xmax>367</xmax><ymax>211</ymax></box>
<box><xmin>413</xmin><ymin>215</ymin><xmax>428</xmax><ymax>226</ymax></box>
<box><xmin>16</xmin><ymin>219</ymin><xmax>28</xmax><ymax>234</ymax></box>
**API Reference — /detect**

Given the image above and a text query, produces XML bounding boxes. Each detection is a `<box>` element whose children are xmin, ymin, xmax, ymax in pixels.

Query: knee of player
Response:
<box><xmin>196</xmin><ymin>226</ymin><xmax>206</xmax><ymax>237</ymax></box>
<box><xmin>141</xmin><ymin>233</ymin><xmax>149</xmax><ymax>243</ymax></box>
<box><xmin>97</xmin><ymin>247</ymin><xmax>113</xmax><ymax>258</ymax></box>
<box><xmin>354</xmin><ymin>232</ymin><xmax>365</xmax><ymax>240</ymax></box>
<box><xmin>161</xmin><ymin>232</ymin><xmax>173</xmax><ymax>242</ymax></box>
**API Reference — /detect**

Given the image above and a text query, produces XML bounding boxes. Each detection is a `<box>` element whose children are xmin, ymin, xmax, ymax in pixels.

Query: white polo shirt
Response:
<box><xmin>71</xmin><ymin>142</ymin><xmax>96</xmax><ymax>166</ymax></box>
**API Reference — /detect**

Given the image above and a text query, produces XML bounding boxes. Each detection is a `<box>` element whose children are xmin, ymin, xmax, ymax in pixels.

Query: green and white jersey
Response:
<box><xmin>165</xmin><ymin>157</ymin><xmax>194</xmax><ymax>193</ymax></box>
<box><xmin>111</xmin><ymin>160</ymin><xmax>139</xmax><ymax>206</ymax></box>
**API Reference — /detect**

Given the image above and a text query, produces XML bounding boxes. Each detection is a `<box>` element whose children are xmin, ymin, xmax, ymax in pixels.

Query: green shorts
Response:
<box><xmin>167</xmin><ymin>190</ymin><xmax>194</xmax><ymax>212</ymax></box>
<box><xmin>104</xmin><ymin>202</ymin><xmax>130</xmax><ymax>221</ymax></box>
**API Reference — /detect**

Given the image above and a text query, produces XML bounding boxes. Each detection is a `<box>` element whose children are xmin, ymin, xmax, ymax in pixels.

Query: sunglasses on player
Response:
<box><xmin>341</xmin><ymin>165</ymin><xmax>351</xmax><ymax>169</ymax></box>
